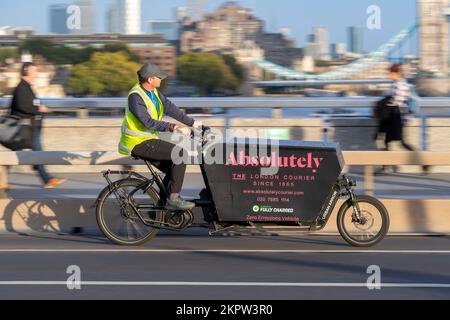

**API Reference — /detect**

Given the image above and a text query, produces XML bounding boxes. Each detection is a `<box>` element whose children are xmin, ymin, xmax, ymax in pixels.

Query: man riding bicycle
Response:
<box><xmin>119</xmin><ymin>63</ymin><xmax>201</xmax><ymax>211</ymax></box>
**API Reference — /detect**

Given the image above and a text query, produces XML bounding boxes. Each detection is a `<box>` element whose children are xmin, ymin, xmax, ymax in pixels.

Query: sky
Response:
<box><xmin>0</xmin><ymin>0</ymin><xmax>417</xmax><ymax>52</ymax></box>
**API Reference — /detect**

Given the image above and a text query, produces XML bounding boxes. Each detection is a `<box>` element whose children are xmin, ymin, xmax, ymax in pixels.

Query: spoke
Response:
<box><xmin>366</xmin><ymin>231</ymin><xmax>376</xmax><ymax>239</ymax></box>
<box><xmin>345</xmin><ymin>202</ymin><xmax>383</xmax><ymax>242</ymax></box>
<box><xmin>125</xmin><ymin>219</ymin><xmax>133</xmax><ymax>240</ymax></box>
<box><xmin>129</xmin><ymin>219</ymin><xmax>144</xmax><ymax>239</ymax></box>
<box><xmin>110</xmin><ymin>187</ymin><xmax>130</xmax><ymax>209</ymax></box>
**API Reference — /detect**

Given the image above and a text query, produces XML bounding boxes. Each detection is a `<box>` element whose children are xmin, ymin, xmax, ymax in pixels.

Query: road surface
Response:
<box><xmin>0</xmin><ymin>233</ymin><xmax>449</xmax><ymax>300</ymax></box>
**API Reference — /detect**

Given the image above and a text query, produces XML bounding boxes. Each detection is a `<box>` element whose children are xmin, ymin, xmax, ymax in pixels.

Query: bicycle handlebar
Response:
<box><xmin>191</xmin><ymin>126</ymin><xmax>213</xmax><ymax>145</ymax></box>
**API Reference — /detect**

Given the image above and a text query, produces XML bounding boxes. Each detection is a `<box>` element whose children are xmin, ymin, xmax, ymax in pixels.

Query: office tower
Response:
<box><xmin>148</xmin><ymin>20</ymin><xmax>179</xmax><ymax>40</ymax></box>
<box><xmin>314</xmin><ymin>27</ymin><xmax>329</xmax><ymax>60</ymax></box>
<box><xmin>72</xmin><ymin>0</ymin><xmax>96</xmax><ymax>34</ymax></box>
<box><xmin>347</xmin><ymin>26</ymin><xmax>362</xmax><ymax>53</ymax></box>
<box><xmin>50</xmin><ymin>4</ymin><xmax>70</xmax><ymax>34</ymax></box>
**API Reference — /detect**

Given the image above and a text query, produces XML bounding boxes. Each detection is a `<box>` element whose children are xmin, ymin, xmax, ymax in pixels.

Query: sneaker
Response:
<box><xmin>421</xmin><ymin>165</ymin><xmax>431</xmax><ymax>176</ymax></box>
<box><xmin>375</xmin><ymin>166</ymin><xmax>396</xmax><ymax>176</ymax></box>
<box><xmin>165</xmin><ymin>197</ymin><xmax>195</xmax><ymax>211</ymax></box>
<box><xmin>43</xmin><ymin>178</ymin><xmax>67</xmax><ymax>189</ymax></box>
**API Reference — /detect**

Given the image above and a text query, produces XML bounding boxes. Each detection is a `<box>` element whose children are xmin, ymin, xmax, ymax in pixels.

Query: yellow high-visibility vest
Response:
<box><xmin>118</xmin><ymin>83</ymin><xmax>164</xmax><ymax>156</ymax></box>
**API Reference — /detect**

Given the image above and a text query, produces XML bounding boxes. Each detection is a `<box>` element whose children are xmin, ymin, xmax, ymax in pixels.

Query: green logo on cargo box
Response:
<box><xmin>252</xmin><ymin>205</ymin><xmax>260</xmax><ymax>213</ymax></box>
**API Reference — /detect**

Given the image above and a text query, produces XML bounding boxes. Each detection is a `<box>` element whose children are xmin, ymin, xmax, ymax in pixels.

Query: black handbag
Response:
<box><xmin>373</xmin><ymin>96</ymin><xmax>392</xmax><ymax>121</ymax></box>
<box><xmin>0</xmin><ymin>115</ymin><xmax>33</xmax><ymax>151</ymax></box>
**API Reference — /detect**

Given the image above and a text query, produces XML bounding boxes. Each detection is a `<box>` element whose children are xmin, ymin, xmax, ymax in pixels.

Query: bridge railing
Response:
<box><xmin>1</xmin><ymin>97</ymin><xmax>450</xmax><ymax>114</ymax></box>
<box><xmin>1</xmin><ymin>150</ymin><xmax>450</xmax><ymax>196</ymax></box>
<box><xmin>1</xmin><ymin>97</ymin><xmax>450</xmax><ymax>151</ymax></box>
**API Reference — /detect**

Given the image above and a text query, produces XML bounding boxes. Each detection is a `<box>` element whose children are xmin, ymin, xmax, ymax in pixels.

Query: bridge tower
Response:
<box><xmin>418</xmin><ymin>0</ymin><xmax>449</xmax><ymax>76</ymax></box>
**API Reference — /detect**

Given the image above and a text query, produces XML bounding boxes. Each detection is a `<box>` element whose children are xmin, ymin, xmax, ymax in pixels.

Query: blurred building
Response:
<box><xmin>279</xmin><ymin>27</ymin><xmax>292</xmax><ymax>39</ymax></box>
<box><xmin>418</xmin><ymin>0</ymin><xmax>449</xmax><ymax>75</ymax></box>
<box><xmin>293</xmin><ymin>55</ymin><xmax>315</xmax><ymax>73</ymax></box>
<box><xmin>147</xmin><ymin>20</ymin><xmax>179</xmax><ymax>41</ymax></box>
<box><xmin>106</xmin><ymin>0</ymin><xmax>141</xmax><ymax>34</ymax></box>
<box><xmin>180</xmin><ymin>2</ymin><xmax>305</xmax><ymax>69</ymax></box>
<box><xmin>175</xmin><ymin>6</ymin><xmax>190</xmax><ymax>26</ymax></box>
<box><xmin>186</xmin><ymin>0</ymin><xmax>207</xmax><ymax>22</ymax></box>
<box><xmin>49</xmin><ymin>4</ymin><xmax>70</xmax><ymax>34</ymax></box>
<box><xmin>303</xmin><ymin>28</ymin><xmax>330</xmax><ymax>61</ymax></box>
<box><xmin>313</xmin><ymin>27</ymin><xmax>329</xmax><ymax>60</ymax></box>
<box><xmin>347</xmin><ymin>26</ymin><xmax>362</xmax><ymax>54</ymax></box>
<box><xmin>233</xmin><ymin>40</ymin><xmax>264</xmax><ymax>80</ymax></box>
<box><xmin>130</xmin><ymin>46</ymin><xmax>177</xmax><ymax>77</ymax></box>
<box><xmin>0</xmin><ymin>26</ymin><xmax>33</xmax><ymax>38</ymax></box>
<box><xmin>330</xmin><ymin>43</ymin><xmax>346</xmax><ymax>59</ymax></box>
<box><xmin>72</xmin><ymin>0</ymin><xmax>96</xmax><ymax>34</ymax></box>
<box><xmin>181</xmin><ymin>2</ymin><xmax>263</xmax><ymax>52</ymax></box>
<box><xmin>304</xmin><ymin>42</ymin><xmax>320</xmax><ymax>60</ymax></box>
<box><xmin>255</xmin><ymin>33</ymin><xmax>303</xmax><ymax>67</ymax></box>
<box><xmin>106</xmin><ymin>2</ymin><xmax>119</xmax><ymax>33</ymax></box>
<box><xmin>121</xmin><ymin>0</ymin><xmax>141</xmax><ymax>34</ymax></box>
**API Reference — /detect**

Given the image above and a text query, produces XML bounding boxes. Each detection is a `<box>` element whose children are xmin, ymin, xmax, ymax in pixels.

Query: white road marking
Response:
<box><xmin>0</xmin><ymin>249</ymin><xmax>450</xmax><ymax>254</ymax></box>
<box><xmin>0</xmin><ymin>281</ymin><xmax>449</xmax><ymax>288</ymax></box>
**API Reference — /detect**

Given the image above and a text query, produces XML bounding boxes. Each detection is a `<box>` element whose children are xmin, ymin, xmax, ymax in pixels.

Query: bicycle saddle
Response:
<box><xmin>132</xmin><ymin>156</ymin><xmax>161</xmax><ymax>167</ymax></box>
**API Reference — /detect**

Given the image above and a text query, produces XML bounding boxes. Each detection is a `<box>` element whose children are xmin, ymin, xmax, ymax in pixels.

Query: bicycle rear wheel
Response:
<box><xmin>96</xmin><ymin>178</ymin><xmax>164</xmax><ymax>246</ymax></box>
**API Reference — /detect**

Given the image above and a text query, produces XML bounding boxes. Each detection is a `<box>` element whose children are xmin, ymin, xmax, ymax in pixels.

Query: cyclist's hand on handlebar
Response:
<box><xmin>39</xmin><ymin>105</ymin><xmax>48</xmax><ymax>113</ymax></box>
<box><xmin>175</xmin><ymin>125</ymin><xmax>192</xmax><ymax>136</ymax></box>
<box><xmin>193</xmin><ymin>121</ymin><xmax>203</xmax><ymax>129</ymax></box>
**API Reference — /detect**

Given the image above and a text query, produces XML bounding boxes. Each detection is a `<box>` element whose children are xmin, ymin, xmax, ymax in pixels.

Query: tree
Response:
<box><xmin>177</xmin><ymin>52</ymin><xmax>239</xmax><ymax>95</ymax></box>
<box><xmin>222</xmin><ymin>54</ymin><xmax>245</xmax><ymax>84</ymax></box>
<box><xmin>315</xmin><ymin>60</ymin><xmax>330</xmax><ymax>67</ymax></box>
<box><xmin>0</xmin><ymin>80</ymin><xmax>6</xmax><ymax>96</ymax></box>
<box><xmin>103</xmin><ymin>42</ymin><xmax>140</xmax><ymax>63</ymax></box>
<box><xmin>20</xmin><ymin>38</ymin><xmax>84</xmax><ymax>65</ymax></box>
<box><xmin>20</xmin><ymin>38</ymin><xmax>70</xmax><ymax>65</ymax></box>
<box><xmin>20</xmin><ymin>38</ymin><xmax>139</xmax><ymax>65</ymax></box>
<box><xmin>0</xmin><ymin>48</ymin><xmax>18</xmax><ymax>63</ymax></box>
<box><xmin>68</xmin><ymin>52</ymin><xmax>141</xmax><ymax>96</ymax></box>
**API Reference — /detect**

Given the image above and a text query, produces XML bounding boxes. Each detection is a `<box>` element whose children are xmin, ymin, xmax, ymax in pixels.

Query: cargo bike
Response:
<box><xmin>96</xmin><ymin>127</ymin><xmax>389</xmax><ymax>247</ymax></box>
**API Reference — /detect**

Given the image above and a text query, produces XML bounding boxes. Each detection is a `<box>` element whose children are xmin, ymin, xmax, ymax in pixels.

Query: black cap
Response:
<box><xmin>137</xmin><ymin>63</ymin><xmax>169</xmax><ymax>80</ymax></box>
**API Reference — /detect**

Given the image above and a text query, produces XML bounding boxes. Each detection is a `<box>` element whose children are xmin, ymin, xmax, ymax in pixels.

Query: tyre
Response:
<box><xmin>337</xmin><ymin>195</ymin><xmax>390</xmax><ymax>247</ymax></box>
<box><xmin>96</xmin><ymin>178</ymin><xmax>164</xmax><ymax>246</ymax></box>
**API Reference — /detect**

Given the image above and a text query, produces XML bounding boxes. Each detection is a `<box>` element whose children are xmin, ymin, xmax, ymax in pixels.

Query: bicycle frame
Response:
<box><xmin>309</xmin><ymin>175</ymin><xmax>361</xmax><ymax>231</ymax></box>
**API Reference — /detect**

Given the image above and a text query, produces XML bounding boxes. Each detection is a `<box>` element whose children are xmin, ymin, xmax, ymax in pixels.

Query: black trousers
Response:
<box><xmin>131</xmin><ymin>139</ymin><xmax>186</xmax><ymax>196</ymax></box>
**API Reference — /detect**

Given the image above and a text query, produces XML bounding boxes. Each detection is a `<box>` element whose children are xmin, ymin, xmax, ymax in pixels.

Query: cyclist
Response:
<box><xmin>119</xmin><ymin>63</ymin><xmax>202</xmax><ymax>211</ymax></box>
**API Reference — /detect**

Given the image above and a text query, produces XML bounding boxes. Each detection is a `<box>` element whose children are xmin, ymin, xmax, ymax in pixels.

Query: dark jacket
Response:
<box><xmin>128</xmin><ymin>87</ymin><xmax>194</xmax><ymax>132</ymax></box>
<box><xmin>10</xmin><ymin>79</ymin><xmax>43</xmax><ymax>128</ymax></box>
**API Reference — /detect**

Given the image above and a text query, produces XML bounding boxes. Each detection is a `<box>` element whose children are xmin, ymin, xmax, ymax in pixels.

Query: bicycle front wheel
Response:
<box><xmin>96</xmin><ymin>178</ymin><xmax>164</xmax><ymax>246</ymax></box>
<box><xmin>337</xmin><ymin>195</ymin><xmax>390</xmax><ymax>247</ymax></box>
